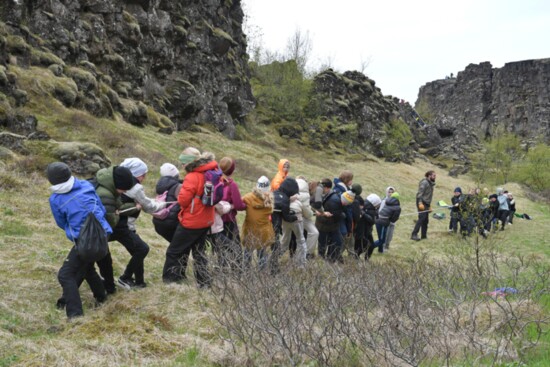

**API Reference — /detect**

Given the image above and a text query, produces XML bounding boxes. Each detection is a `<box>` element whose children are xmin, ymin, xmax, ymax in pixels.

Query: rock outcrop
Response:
<box><xmin>417</xmin><ymin>59</ymin><xmax>550</xmax><ymax>147</ymax></box>
<box><xmin>303</xmin><ymin>69</ymin><xmax>414</xmax><ymax>160</ymax></box>
<box><xmin>0</xmin><ymin>0</ymin><xmax>254</xmax><ymax>136</ymax></box>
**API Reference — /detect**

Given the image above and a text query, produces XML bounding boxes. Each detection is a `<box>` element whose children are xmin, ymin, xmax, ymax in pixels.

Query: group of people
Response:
<box><xmin>47</xmin><ymin>148</ymin><xmax>515</xmax><ymax>319</ymax></box>
<box><xmin>447</xmin><ymin>186</ymin><xmax>518</xmax><ymax>237</ymax></box>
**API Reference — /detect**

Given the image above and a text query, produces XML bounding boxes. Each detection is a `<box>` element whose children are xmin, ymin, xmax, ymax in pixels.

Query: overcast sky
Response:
<box><xmin>242</xmin><ymin>0</ymin><xmax>550</xmax><ymax>104</ymax></box>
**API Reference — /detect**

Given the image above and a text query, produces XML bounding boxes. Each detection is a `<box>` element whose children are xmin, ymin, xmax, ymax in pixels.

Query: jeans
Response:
<box><xmin>318</xmin><ymin>229</ymin><xmax>343</xmax><ymax>262</ymax></box>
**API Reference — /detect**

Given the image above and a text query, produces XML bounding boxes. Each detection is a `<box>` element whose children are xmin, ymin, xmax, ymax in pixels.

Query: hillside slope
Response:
<box><xmin>1</xmin><ymin>109</ymin><xmax>549</xmax><ymax>365</ymax></box>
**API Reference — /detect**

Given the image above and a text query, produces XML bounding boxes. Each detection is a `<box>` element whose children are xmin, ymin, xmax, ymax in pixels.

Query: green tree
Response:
<box><xmin>486</xmin><ymin>130</ymin><xmax>522</xmax><ymax>184</ymax></box>
<box><xmin>518</xmin><ymin>143</ymin><xmax>550</xmax><ymax>192</ymax></box>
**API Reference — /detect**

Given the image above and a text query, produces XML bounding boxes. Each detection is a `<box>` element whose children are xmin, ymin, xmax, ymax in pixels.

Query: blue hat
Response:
<box><xmin>454</xmin><ymin>187</ymin><xmax>462</xmax><ymax>193</ymax></box>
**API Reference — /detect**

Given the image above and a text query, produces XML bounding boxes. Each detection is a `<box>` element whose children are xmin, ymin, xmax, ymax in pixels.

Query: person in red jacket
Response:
<box><xmin>162</xmin><ymin>147</ymin><xmax>218</xmax><ymax>287</ymax></box>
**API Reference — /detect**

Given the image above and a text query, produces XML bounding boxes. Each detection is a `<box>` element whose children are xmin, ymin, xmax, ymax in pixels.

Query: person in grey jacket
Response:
<box><xmin>496</xmin><ymin>187</ymin><xmax>509</xmax><ymax>230</ymax></box>
<box><xmin>411</xmin><ymin>170</ymin><xmax>436</xmax><ymax>241</ymax></box>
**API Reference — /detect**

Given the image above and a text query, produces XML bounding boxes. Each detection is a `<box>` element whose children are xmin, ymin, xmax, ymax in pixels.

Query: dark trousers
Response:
<box><xmin>97</xmin><ymin>251</ymin><xmax>115</xmax><ymax>293</ymax></box>
<box><xmin>412</xmin><ymin>211</ymin><xmax>429</xmax><ymax>238</ymax></box>
<box><xmin>318</xmin><ymin>230</ymin><xmax>343</xmax><ymax>262</ymax></box>
<box><xmin>209</xmin><ymin>231</ymin><xmax>242</xmax><ymax>270</ymax></box>
<box><xmin>109</xmin><ymin>227</ymin><xmax>150</xmax><ymax>284</ymax></box>
<box><xmin>154</xmin><ymin>219</ymin><xmax>179</xmax><ymax>243</ymax></box>
<box><xmin>163</xmin><ymin>225</ymin><xmax>210</xmax><ymax>287</ymax></box>
<box><xmin>58</xmin><ymin>246</ymin><xmax>106</xmax><ymax>318</ymax></box>
<box><xmin>498</xmin><ymin>210</ymin><xmax>509</xmax><ymax>230</ymax></box>
<box><xmin>374</xmin><ymin>225</ymin><xmax>388</xmax><ymax>253</ymax></box>
<box><xmin>508</xmin><ymin>210</ymin><xmax>516</xmax><ymax>224</ymax></box>
<box><xmin>449</xmin><ymin>212</ymin><xmax>461</xmax><ymax>233</ymax></box>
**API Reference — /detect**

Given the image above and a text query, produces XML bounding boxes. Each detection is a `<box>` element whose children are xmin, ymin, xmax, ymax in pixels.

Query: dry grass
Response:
<box><xmin>1</xmin><ymin>98</ymin><xmax>549</xmax><ymax>365</ymax></box>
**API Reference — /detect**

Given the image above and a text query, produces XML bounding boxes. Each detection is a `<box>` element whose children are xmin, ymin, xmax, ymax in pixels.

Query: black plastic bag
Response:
<box><xmin>77</xmin><ymin>212</ymin><xmax>109</xmax><ymax>262</ymax></box>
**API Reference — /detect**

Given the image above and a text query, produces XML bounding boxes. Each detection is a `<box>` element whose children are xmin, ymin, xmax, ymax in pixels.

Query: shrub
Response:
<box><xmin>380</xmin><ymin>118</ymin><xmax>413</xmax><ymax>159</ymax></box>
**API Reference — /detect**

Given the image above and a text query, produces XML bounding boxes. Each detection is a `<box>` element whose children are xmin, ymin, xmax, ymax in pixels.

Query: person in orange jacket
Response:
<box><xmin>271</xmin><ymin>159</ymin><xmax>290</xmax><ymax>191</ymax></box>
<box><xmin>162</xmin><ymin>147</ymin><xmax>218</xmax><ymax>287</ymax></box>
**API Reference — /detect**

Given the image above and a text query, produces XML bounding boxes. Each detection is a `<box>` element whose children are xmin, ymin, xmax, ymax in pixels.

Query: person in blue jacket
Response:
<box><xmin>47</xmin><ymin>162</ymin><xmax>112</xmax><ymax>319</ymax></box>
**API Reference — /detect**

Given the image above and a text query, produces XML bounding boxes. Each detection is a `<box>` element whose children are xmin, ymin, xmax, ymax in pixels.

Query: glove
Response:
<box><xmin>418</xmin><ymin>203</ymin><xmax>425</xmax><ymax>211</ymax></box>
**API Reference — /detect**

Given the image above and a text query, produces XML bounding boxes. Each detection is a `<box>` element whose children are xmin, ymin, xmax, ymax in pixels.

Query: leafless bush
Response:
<box><xmin>207</xmin><ymin>247</ymin><xmax>550</xmax><ymax>366</ymax></box>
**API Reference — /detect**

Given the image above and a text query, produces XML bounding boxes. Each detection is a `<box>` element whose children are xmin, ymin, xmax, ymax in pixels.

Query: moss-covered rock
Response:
<box><xmin>52</xmin><ymin>141</ymin><xmax>111</xmax><ymax>175</ymax></box>
<box><xmin>30</xmin><ymin>49</ymin><xmax>64</xmax><ymax>67</ymax></box>
<box><xmin>6</xmin><ymin>35</ymin><xmax>30</xmax><ymax>54</ymax></box>
<box><xmin>120</xmin><ymin>98</ymin><xmax>148</xmax><ymax>126</ymax></box>
<box><xmin>65</xmin><ymin>66</ymin><xmax>97</xmax><ymax>93</ymax></box>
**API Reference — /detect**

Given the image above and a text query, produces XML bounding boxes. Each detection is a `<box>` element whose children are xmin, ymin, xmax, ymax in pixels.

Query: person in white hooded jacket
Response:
<box><xmin>280</xmin><ymin>179</ymin><xmax>308</xmax><ymax>267</ymax></box>
<box><xmin>296</xmin><ymin>178</ymin><xmax>319</xmax><ymax>258</ymax></box>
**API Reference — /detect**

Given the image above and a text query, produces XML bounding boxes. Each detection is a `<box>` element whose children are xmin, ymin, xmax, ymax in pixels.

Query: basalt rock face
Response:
<box><xmin>0</xmin><ymin>0</ymin><xmax>254</xmax><ymax>136</ymax></box>
<box><xmin>417</xmin><ymin>59</ymin><xmax>550</xmax><ymax>154</ymax></box>
<box><xmin>309</xmin><ymin>69</ymin><xmax>413</xmax><ymax>160</ymax></box>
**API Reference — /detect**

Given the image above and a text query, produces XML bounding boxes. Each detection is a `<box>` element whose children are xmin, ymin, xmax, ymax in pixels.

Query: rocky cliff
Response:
<box><xmin>0</xmin><ymin>0</ymin><xmax>254</xmax><ymax>137</ymax></box>
<box><xmin>417</xmin><ymin>59</ymin><xmax>550</xmax><ymax>147</ymax></box>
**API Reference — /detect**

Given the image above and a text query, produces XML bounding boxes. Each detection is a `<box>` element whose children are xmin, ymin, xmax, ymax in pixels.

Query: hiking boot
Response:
<box><xmin>56</xmin><ymin>297</ymin><xmax>67</xmax><ymax>310</ymax></box>
<box><xmin>117</xmin><ymin>277</ymin><xmax>135</xmax><ymax>291</ymax></box>
<box><xmin>410</xmin><ymin>234</ymin><xmax>421</xmax><ymax>241</ymax></box>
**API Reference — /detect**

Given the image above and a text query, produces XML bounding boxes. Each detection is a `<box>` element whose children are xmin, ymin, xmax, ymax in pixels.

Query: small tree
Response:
<box><xmin>486</xmin><ymin>130</ymin><xmax>522</xmax><ymax>184</ymax></box>
<box><xmin>518</xmin><ymin>143</ymin><xmax>550</xmax><ymax>192</ymax></box>
<box><xmin>285</xmin><ymin>28</ymin><xmax>313</xmax><ymax>75</ymax></box>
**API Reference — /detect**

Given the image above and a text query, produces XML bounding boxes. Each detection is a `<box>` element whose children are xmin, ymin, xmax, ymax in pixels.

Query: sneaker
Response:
<box><xmin>134</xmin><ymin>282</ymin><xmax>147</xmax><ymax>289</ymax></box>
<box><xmin>410</xmin><ymin>235</ymin><xmax>421</xmax><ymax>241</ymax></box>
<box><xmin>103</xmin><ymin>279</ymin><xmax>116</xmax><ymax>295</ymax></box>
<box><xmin>117</xmin><ymin>277</ymin><xmax>135</xmax><ymax>291</ymax></box>
<box><xmin>448</xmin><ymin>229</ymin><xmax>453</xmax><ymax>233</ymax></box>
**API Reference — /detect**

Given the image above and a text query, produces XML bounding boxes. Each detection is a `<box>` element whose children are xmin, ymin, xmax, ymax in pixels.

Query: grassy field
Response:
<box><xmin>1</xmin><ymin>96</ymin><xmax>550</xmax><ymax>366</ymax></box>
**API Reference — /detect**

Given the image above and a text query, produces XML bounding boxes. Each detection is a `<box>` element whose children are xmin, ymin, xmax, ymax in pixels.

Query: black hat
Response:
<box><xmin>320</xmin><ymin>178</ymin><xmax>332</xmax><ymax>189</ymax></box>
<box><xmin>113</xmin><ymin>166</ymin><xmax>134</xmax><ymax>190</ymax></box>
<box><xmin>46</xmin><ymin>162</ymin><xmax>71</xmax><ymax>185</ymax></box>
<box><xmin>351</xmin><ymin>183</ymin><xmax>362</xmax><ymax>196</ymax></box>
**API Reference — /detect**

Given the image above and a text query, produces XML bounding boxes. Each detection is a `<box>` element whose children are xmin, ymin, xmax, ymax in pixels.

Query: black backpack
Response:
<box><xmin>77</xmin><ymin>212</ymin><xmax>109</xmax><ymax>262</ymax></box>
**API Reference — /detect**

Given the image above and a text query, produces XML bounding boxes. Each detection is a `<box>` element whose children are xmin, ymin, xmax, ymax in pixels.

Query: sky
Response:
<box><xmin>241</xmin><ymin>0</ymin><xmax>550</xmax><ymax>103</ymax></box>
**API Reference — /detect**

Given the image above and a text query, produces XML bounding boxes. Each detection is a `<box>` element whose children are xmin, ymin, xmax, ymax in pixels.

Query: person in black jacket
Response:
<box><xmin>269</xmin><ymin>177</ymin><xmax>299</xmax><ymax>274</ymax></box>
<box><xmin>153</xmin><ymin>163</ymin><xmax>182</xmax><ymax>242</ymax></box>
<box><xmin>356</xmin><ymin>193</ymin><xmax>381</xmax><ymax>260</ymax></box>
<box><xmin>506</xmin><ymin>192</ymin><xmax>516</xmax><ymax>224</ymax></box>
<box><xmin>315</xmin><ymin>178</ymin><xmax>345</xmax><ymax>262</ymax></box>
<box><xmin>373</xmin><ymin>192</ymin><xmax>401</xmax><ymax>254</ymax></box>
<box><xmin>449</xmin><ymin>187</ymin><xmax>464</xmax><ymax>234</ymax></box>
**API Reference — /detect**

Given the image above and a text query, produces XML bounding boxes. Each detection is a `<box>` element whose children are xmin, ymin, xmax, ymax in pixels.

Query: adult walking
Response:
<box><xmin>162</xmin><ymin>148</ymin><xmax>218</xmax><ymax>288</ymax></box>
<box><xmin>411</xmin><ymin>170</ymin><xmax>436</xmax><ymax>241</ymax></box>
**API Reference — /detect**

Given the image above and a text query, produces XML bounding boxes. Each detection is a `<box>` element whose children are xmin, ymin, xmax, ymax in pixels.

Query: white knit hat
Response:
<box><xmin>366</xmin><ymin>193</ymin><xmax>382</xmax><ymax>207</ymax></box>
<box><xmin>120</xmin><ymin>157</ymin><xmax>148</xmax><ymax>177</ymax></box>
<box><xmin>256</xmin><ymin>176</ymin><xmax>270</xmax><ymax>193</ymax></box>
<box><xmin>160</xmin><ymin>163</ymin><xmax>179</xmax><ymax>178</ymax></box>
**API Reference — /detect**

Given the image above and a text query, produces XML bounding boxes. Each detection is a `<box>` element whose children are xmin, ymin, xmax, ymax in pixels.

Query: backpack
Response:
<box><xmin>77</xmin><ymin>212</ymin><xmax>109</xmax><ymax>262</ymax></box>
<box><xmin>151</xmin><ymin>190</ymin><xmax>178</xmax><ymax>220</ymax></box>
<box><xmin>200</xmin><ymin>168</ymin><xmax>224</xmax><ymax>206</ymax></box>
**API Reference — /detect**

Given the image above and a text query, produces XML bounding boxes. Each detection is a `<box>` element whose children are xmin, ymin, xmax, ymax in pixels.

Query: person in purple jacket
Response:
<box><xmin>47</xmin><ymin>162</ymin><xmax>112</xmax><ymax>319</ymax></box>
<box><xmin>218</xmin><ymin>157</ymin><xmax>247</xmax><ymax>268</ymax></box>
